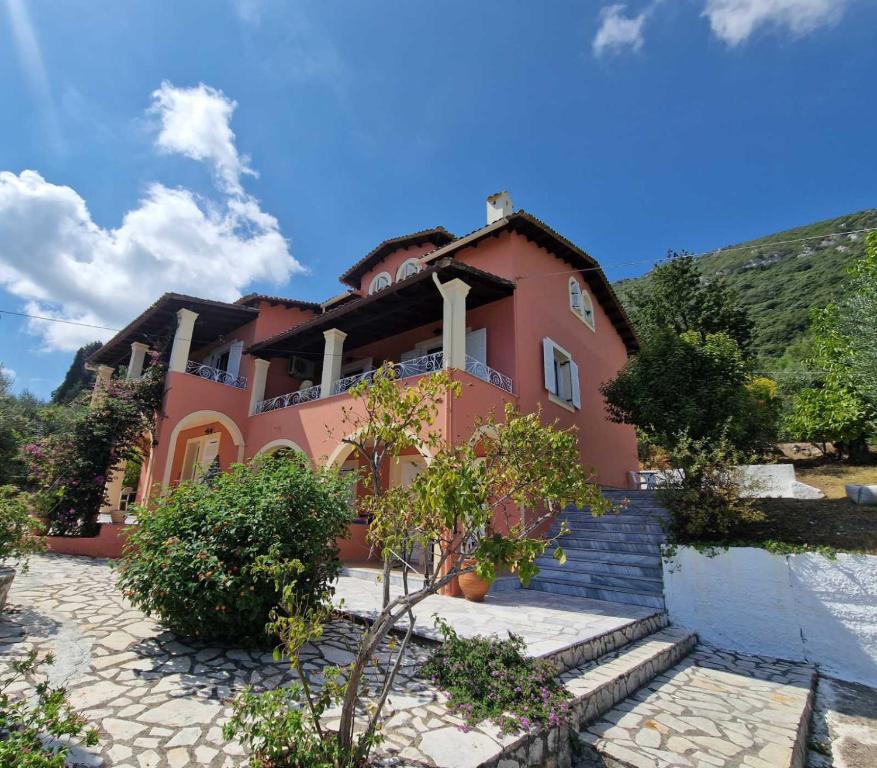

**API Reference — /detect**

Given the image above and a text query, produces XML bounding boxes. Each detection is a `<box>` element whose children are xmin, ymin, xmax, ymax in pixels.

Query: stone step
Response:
<box><xmin>556</xmin><ymin>518</ymin><xmax>666</xmax><ymax>534</ymax></box>
<box><xmin>551</xmin><ymin>548</ymin><xmax>664</xmax><ymax>569</ymax></box>
<box><xmin>340</xmin><ymin>566</ymin><xmax>426</xmax><ymax>591</ymax></box>
<box><xmin>534</xmin><ymin>555</ymin><xmax>663</xmax><ymax>580</ymax></box>
<box><xmin>525</xmin><ymin>579</ymin><xmax>666</xmax><ymax>610</ymax></box>
<box><xmin>530</xmin><ymin>564</ymin><xmax>665</xmax><ymax>594</ymax></box>
<box><xmin>554</xmin><ymin>537</ymin><xmax>663</xmax><ymax>555</ymax></box>
<box><xmin>552</xmin><ymin>530</ymin><xmax>665</xmax><ymax>545</ymax></box>
<box><xmin>575</xmin><ymin>645</ymin><xmax>816</xmax><ymax>768</ymax></box>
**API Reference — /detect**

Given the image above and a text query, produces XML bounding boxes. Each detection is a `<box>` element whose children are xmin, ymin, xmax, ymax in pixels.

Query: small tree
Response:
<box><xmin>229</xmin><ymin>367</ymin><xmax>604</xmax><ymax>766</ymax></box>
<box><xmin>25</xmin><ymin>363</ymin><xmax>164</xmax><ymax>535</ymax></box>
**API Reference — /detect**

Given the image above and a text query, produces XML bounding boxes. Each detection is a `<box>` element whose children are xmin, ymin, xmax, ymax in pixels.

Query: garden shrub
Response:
<box><xmin>0</xmin><ymin>485</ymin><xmax>45</xmax><ymax>570</ymax></box>
<box><xmin>116</xmin><ymin>452</ymin><xmax>352</xmax><ymax>644</ymax></box>
<box><xmin>0</xmin><ymin>650</ymin><xmax>98</xmax><ymax>767</ymax></box>
<box><xmin>421</xmin><ymin>618</ymin><xmax>571</xmax><ymax>735</ymax></box>
<box><xmin>658</xmin><ymin>434</ymin><xmax>763</xmax><ymax>541</ymax></box>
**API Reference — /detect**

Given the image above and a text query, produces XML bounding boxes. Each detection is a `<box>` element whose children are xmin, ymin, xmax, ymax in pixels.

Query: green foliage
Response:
<box><xmin>0</xmin><ymin>650</ymin><xmax>98</xmax><ymax>768</ymax></box>
<box><xmin>51</xmin><ymin>342</ymin><xmax>102</xmax><ymax>405</ymax></box>
<box><xmin>25</xmin><ymin>364</ymin><xmax>165</xmax><ymax>535</ymax></box>
<box><xmin>602</xmin><ymin>329</ymin><xmax>774</xmax><ymax>454</ymax></box>
<box><xmin>658</xmin><ymin>434</ymin><xmax>763</xmax><ymax>541</ymax></box>
<box><xmin>421</xmin><ymin>618</ymin><xmax>571</xmax><ymax>735</ymax></box>
<box><xmin>626</xmin><ymin>251</ymin><xmax>754</xmax><ymax>353</ymax></box>
<box><xmin>116</xmin><ymin>452</ymin><xmax>352</xmax><ymax>644</ymax></box>
<box><xmin>0</xmin><ymin>486</ymin><xmax>45</xmax><ymax>570</ymax></box>
<box><xmin>615</xmin><ymin>209</ymin><xmax>877</xmax><ymax>362</ymax></box>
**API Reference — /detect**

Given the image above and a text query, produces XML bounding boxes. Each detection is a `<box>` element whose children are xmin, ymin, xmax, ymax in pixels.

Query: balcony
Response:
<box><xmin>254</xmin><ymin>352</ymin><xmax>513</xmax><ymax>415</ymax></box>
<box><xmin>185</xmin><ymin>360</ymin><xmax>248</xmax><ymax>389</ymax></box>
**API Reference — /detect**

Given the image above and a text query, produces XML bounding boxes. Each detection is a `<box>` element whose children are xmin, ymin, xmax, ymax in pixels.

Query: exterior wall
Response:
<box><xmin>44</xmin><ymin>523</ymin><xmax>131</xmax><ymax>558</ymax></box>
<box><xmin>357</xmin><ymin>242</ymin><xmax>443</xmax><ymax>295</ymax></box>
<box><xmin>166</xmin><ymin>421</ymin><xmax>240</xmax><ymax>487</ymax></box>
<box><xmin>664</xmin><ymin>546</ymin><xmax>877</xmax><ymax>687</ymax></box>
<box><xmin>453</xmin><ymin>231</ymin><xmax>638</xmax><ymax>487</ymax></box>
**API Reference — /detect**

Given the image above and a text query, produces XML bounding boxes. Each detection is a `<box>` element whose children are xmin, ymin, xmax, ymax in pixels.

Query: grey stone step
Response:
<box><xmin>555</xmin><ymin>520</ymin><xmax>666</xmax><ymax>536</ymax></box>
<box><xmin>551</xmin><ymin>548</ymin><xmax>664</xmax><ymax>568</ymax></box>
<box><xmin>552</xmin><ymin>530</ymin><xmax>665</xmax><ymax>544</ymax></box>
<box><xmin>340</xmin><ymin>566</ymin><xmax>426</xmax><ymax>591</ymax></box>
<box><xmin>575</xmin><ymin>645</ymin><xmax>816</xmax><ymax>768</ymax></box>
<box><xmin>529</xmin><ymin>566</ymin><xmax>664</xmax><ymax>595</ymax></box>
<box><xmin>534</xmin><ymin>556</ymin><xmax>663</xmax><ymax>580</ymax></box>
<box><xmin>525</xmin><ymin>579</ymin><xmax>666</xmax><ymax>610</ymax></box>
<box><xmin>536</xmin><ymin>558</ymin><xmax>664</xmax><ymax>592</ymax></box>
<box><xmin>556</xmin><ymin>537</ymin><xmax>663</xmax><ymax>555</ymax></box>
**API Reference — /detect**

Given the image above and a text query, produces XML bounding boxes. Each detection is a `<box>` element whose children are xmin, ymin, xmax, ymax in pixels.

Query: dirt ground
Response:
<box><xmin>808</xmin><ymin>676</ymin><xmax>877</xmax><ymax>768</ymax></box>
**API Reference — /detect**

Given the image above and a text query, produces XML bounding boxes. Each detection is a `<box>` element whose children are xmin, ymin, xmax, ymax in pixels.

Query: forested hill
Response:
<box><xmin>614</xmin><ymin>209</ymin><xmax>877</xmax><ymax>362</ymax></box>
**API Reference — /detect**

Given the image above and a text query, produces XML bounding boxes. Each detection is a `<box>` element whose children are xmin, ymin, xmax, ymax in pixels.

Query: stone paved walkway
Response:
<box><xmin>575</xmin><ymin>646</ymin><xmax>816</xmax><ymax>768</ymax></box>
<box><xmin>334</xmin><ymin>569</ymin><xmax>658</xmax><ymax>658</ymax></box>
<box><xmin>1</xmin><ymin>555</ymin><xmax>453</xmax><ymax>767</ymax></box>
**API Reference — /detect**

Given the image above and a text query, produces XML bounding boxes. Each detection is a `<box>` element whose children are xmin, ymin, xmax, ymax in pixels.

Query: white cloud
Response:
<box><xmin>703</xmin><ymin>0</ymin><xmax>847</xmax><ymax>45</ymax></box>
<box><xmin>0</xmin><ymin>83</ymin><xmax>303</xmax><ymax>351</ymax></box>
<box><xmin>593</xmin><ymin>4</ymin><xmax>650</xmax><ymax>57</ymax></box>
<box><xmin>150</xmin><ymin>82</ymin><xmax>255</xmax><ymax>195</ymax></box>
<box><xmin>0</xmin><ymin>365</ymin><xmax>15</xmax><ymax>382</ymax></box>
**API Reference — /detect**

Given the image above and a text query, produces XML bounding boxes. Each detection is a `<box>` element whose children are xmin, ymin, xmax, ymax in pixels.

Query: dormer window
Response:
<box><xmin>569</xmin><ymin>278</ymin><xmax>595</xmax><ymax>331</ymax></box>
<box><xmin>396</xmin><ymin>258</ymin><xmax>421</xmax><ymax>280</ymax></box>
<box><xmin>368</xmin><ymin>272</ymin><xmax>392</xmax><ymax>294</ymax></box>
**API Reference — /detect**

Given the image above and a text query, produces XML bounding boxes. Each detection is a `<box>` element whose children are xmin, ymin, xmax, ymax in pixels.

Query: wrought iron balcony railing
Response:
<box><xmin>185</xmin><ymin>361</ymin><xmax>247</xmax><ymax>389</ymax></box>
<box><xmin>256</xmin><ymin>383</ymin><xmax>322</xmax><ymax>413</ymax></box>
<box><xmin>331</xmin><ymin>351</ymin><xmax>445</xmax><ymax>395</ymax></box>
<box><xmin>464</xmin><ymin>355</ymin><xmax>514</xmax><ymax>394</ymax></box>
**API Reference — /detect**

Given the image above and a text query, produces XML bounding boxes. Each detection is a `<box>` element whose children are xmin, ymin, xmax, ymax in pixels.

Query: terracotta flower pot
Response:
<box><xmin>458</xmin><ymin>558</ymin><xmax>490</xmax><ymax>602</ymax></box>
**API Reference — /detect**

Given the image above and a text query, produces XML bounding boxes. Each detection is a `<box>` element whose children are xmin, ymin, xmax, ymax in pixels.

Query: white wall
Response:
<box><xmin>664</xmin><ymin>547</ymin><xmax>877</xmax><ymax>686</ymax></box>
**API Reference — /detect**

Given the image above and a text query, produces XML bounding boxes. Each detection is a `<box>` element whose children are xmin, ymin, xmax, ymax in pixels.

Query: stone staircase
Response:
<box><xmin>526</xmin><ymin>490</ymin><xmax>669</xmax><ymax>610</ymax></box>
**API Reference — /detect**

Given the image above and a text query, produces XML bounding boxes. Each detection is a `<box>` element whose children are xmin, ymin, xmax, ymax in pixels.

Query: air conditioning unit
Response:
<box><xmin>288</xmin><ymin>356</ymin><xmax>316</xmax><ymax>379</ymax></box>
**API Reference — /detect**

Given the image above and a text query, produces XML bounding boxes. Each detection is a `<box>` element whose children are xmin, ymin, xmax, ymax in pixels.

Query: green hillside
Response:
<box><xmin>614</xmin><ymin>209</ymin><xmax>877</xmax><ymax>362</ymax></box>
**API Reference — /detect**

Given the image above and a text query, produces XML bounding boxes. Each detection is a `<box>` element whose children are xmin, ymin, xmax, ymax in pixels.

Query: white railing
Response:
<box><xmin>331</xmin><ymin>351</ymin><xmax>446</xmax><ymax>395</ymax></box>
<box><xmin>465</xmin><ymin>355</ymin><xmax>514</xmax><ymax>394</ymax></box>
<box><xmin>256</xmin><ymin>383</ymin><xmax>322</xmax><ymax>413</ymax></box>
<box><xmin>186</xmin><ymin>361</ymin><xmax>247</xmax><ymax>389</ymax></box>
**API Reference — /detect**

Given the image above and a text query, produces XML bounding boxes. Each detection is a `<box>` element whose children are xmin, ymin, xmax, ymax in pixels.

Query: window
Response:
<box><xmin>396</xmin><ymin>259</ymin><xmax>421</xmax><ymax>280</ymax></box>
<box><xmin>569</xmin><ymin>278</ymin><xmax>595</xmax><ymax>331</ymax></box>
<box><xmin>542</xmin><ymin>337</ymin><xmax>581</xmax><ymax>410</ymax></box>
<box><xmin>368</xmin><ymin>272</ymin><xmax>392</xmax><ymax>294</ymax></box>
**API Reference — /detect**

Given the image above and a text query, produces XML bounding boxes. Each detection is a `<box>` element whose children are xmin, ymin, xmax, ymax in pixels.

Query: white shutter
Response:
<box><xmin>569</xmin><ymin>359</ymin><xmax>581</xmax><ymax>409</ymax></box>
<box><xmin>227</xmin><ymin>341</ymin><xmax>244</xmax><ymax>378</ymax></box>
<box><xmin>465</xmin><ymin>328</ymin><xmax>487</xmax><ymax>364</ymax></box>
<box><xmin>200</xmin><ymin>436</ymin><xmax>221</xmax><ymax>471</ymax></box>
<box><xmin>542</xmin><ymin>338</ymin><xmax>557</xmax><ymax>395</ymax></box>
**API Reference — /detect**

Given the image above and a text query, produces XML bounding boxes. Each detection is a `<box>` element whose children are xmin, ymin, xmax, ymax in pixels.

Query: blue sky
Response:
<box><xmin>1</xmin><ymin>0</ymin><xmax>875</xmax><ymax>397</ymax></box>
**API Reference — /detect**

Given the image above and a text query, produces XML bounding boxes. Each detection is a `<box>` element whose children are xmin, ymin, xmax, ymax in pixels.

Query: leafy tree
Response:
<box><xmin>51</xmin><ymin>341</ymin><xmax>101</xmax><ymax>404</ymax></box>
<box><xmin>628</xmin><ymin>251</ymin><xmax>754</xmax><ymax>354</ymax></box>
<box><xmin>601</xmin><ymin>329</ymin><xmax>773</xmax><ymax>454</ymax></box>
<box><xmin>228</xmin><ymin>366</ymin><xmax>604</xmax><ymax>766</ymax></box>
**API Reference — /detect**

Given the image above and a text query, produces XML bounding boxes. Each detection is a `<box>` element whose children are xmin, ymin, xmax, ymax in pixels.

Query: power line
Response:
<box><xmin>0</xmin><ymin>309</ymin><xmax>122</xmax><ymax>332</ymax></box>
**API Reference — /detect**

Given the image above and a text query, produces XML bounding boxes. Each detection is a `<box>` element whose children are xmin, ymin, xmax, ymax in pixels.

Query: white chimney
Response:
<box><xmin>486</xmin><ymin>191</ymin><xmax>513</xmax><ymax>225</ymax></box>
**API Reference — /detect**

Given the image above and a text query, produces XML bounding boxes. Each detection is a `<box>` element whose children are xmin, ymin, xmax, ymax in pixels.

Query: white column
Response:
<box><xmin>249</xmin><ymin>358</ymin><xmax>271</xmax><ymax>416</ymax></box>
<box><xmin>436</xmin><ymin>277</ymin><xmax>471</xmax><ymax>370</ymax></box>
<box><xmin>320</xmin><ymin>328</ymin><xmax>347</xmax><ymax>398</ymax></box>
<box><xmin>100</xmin><ymin>466</ymin><xmax>126</xmax><ymax>516</ymax></box>
<box><xmin>127</xmin><ymin>341</ymin><xmax>150</xmax><ymax>380</ymax></box>
<box><xmin>91</xmin><ymin>365</ymin><xmax>114</xmax><ymax>406</ymax></box>
<box><xmin>169</xmin><ymin>308</ymin><xmax>198</xmax><ymax>373</ymax></box>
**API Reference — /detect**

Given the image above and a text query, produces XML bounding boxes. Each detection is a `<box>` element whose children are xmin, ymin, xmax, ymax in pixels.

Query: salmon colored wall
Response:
<box><xmin>357</xmin><ymin>242</ymin><xmax>442</xmax><ymax>295</ymax></box>
<box><xmin>452</xmin><ymin>231</ymin><xmax>638</xmax><ymax>487</ymax></box>
<box><xmin>44</xmin><ymin>523</ymin><xmax>131</xmax><ymax>558</ymax></box>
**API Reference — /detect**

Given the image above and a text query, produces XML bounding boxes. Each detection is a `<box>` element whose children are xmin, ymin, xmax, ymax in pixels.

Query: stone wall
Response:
<box><xmin>663</xmin><ymin>547</ymin><xmax>877</xmax><ymax>686</ymax></box>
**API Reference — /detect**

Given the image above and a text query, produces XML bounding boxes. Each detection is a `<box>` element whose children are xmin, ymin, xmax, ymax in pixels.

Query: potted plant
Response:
<box><xmin>0</xmin><ymin>486</ymin><xmax>46</xmax><ymax>611</ymax></box>
<box><xmin>457</xmin><ymin>556</ymin><xmax>491</xmax><ymax>602</ymax></box>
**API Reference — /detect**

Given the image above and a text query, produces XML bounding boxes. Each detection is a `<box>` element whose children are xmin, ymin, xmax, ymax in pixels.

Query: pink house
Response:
<box><xmin>88</xmin><ymin>193</ymin><xmax>639</xmax><ymax>575</ymax></box>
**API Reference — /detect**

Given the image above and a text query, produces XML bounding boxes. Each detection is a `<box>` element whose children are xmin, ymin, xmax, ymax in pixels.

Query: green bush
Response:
<box><xmin>0</xmin><ymin>650</ymin><xmax>98</xmax><ymax>767</ymax></box>
<box><xmin>658</xmin><ymin>434</ymin><xmax>763</xmax><ymax>541</ymax></box>
<box><xmin>420</xmin><ymin>618</ymin><xmax>571</xmax><ymax>735</ymax></box>
<box><xmin>116</xmin><ymin>453</ymin><xmax>352</xmax><ymax>644</ymax></box>
<box><xmin>0</xmin><ymin>485</ymin><xmax>45</xmax><ymax>570</ymax></box>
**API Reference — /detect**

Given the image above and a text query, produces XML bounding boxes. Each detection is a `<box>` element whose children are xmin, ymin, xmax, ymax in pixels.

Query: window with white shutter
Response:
<box><xmin>542</xmin><ymin>337</ymin><xmax>582</xmax><ymax>411</ymax></box>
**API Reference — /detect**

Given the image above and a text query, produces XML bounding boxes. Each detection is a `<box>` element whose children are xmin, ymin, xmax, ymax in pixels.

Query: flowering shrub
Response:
<box><xmin>116</xmin><ymin>452</ymin><xmax>352</xmax><ymax>644</ymax></box>
<box><xmin>0</xmin><ymin>650</ymin><xmax>99</xmax><ymax>767</ymax></box>
<box><xmin>0</xmin><ymin>485</ymin><xmax>45</xmax><ymax>570</ymax></box>
<box><xmin>421</xmin><ymin>618</ymin><xmax>571</xmax><ymax>735</ymax></box>
<box><xmin>25</xmin><ymin>363</ymin><xmax>164</xmax><ymax>535</ymax></box>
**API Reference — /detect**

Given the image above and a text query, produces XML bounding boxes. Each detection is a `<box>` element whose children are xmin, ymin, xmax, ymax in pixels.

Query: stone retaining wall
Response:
<box><xmin>664</xmin><ymin>546</ymin><xmax>877</xmax><ymax>687</ymax></box>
